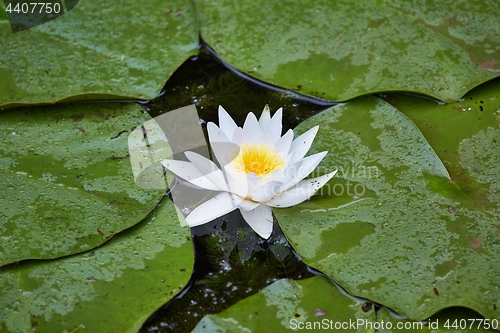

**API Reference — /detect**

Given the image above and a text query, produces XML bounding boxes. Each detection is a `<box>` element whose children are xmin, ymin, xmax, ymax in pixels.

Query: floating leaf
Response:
<box><xmin>197</xmin><ymin>0</ymin><xmax>500</xmax><ymax>102</ymax></box>
<box><xmin>0</xmin><ymin>0</ymin><xmax>198</xmax><ymax>107</ymax></box>
<box><xmin>0</xmin><ymin>102</ymin><xmax>165</xmax><ymax>266</ymax></box>
<box><xmin>192</xmin><ymin>275</ymin><xmax>376</xmax><ymax>332</ymax></box>
<box><xmin>275</xmin><ymin>94</ymin><xmax>500</xmax><ymax>320</ymax></box>
<box><xmin>0</xmin><ymin>198</ymin><xmax>194</xmax><ymax>333</ymax></box>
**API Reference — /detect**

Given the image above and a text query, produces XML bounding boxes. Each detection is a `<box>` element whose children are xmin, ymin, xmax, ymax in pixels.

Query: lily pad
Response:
<box><xmin>0</xmin><ymin>102</ymin><xmax>166</xmax><ymax>266</ymax></box>
<box><xmin>0</xmin><ymin>0</ymin><xmax>198</xmax><ymax>108</ymax></box>
<box><xmin>192</xmin><ymin>275</ymin><xmax>376</xmax><ymax>332</ymax></box>
<box><xmin>0</xmin><ymin>198</ymin><xmax>194</xmax><ymax>333</ymax></box>
<box><xmin>274</xmin><ymin>94</ymin><xmax>500</xmax><ymax>320</ymax></box>
<box><xmin>197</xmin><ymin>0</ymin><xmax>500</xmax><ymax>102</ymax></box>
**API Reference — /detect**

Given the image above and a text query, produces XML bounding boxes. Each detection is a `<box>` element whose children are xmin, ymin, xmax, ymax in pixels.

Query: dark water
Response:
<box><xmin>141</xmin><ymin>43</ymin><xmax>336</xmax><ymax>129</ymax></box>
<box><xmin>138</xmin><ymin>45</ymin><xmax>341</xmax><ymax>332</ymax></box>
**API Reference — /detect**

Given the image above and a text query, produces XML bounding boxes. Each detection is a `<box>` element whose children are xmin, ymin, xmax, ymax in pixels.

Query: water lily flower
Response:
<box><xmin>161</xmin><ymin>106</ymin><xmax>337</xmax><ymax>239</ymax></box>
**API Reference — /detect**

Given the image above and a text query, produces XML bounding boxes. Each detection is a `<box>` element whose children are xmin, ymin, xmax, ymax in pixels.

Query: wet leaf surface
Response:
<box><xmin>0</xmin><ymin>198</ymin><xmax>194</xmax><ymax>333</ymax></box>
<box><xmin>197</xmin><ymin>0</ymin><xmax>500</xmax><ymax>102</ymax></box>
<box><xmin>275</xmin><ymin>93</ymin><xmax>500</xmax><ymax>320</ymax></box>
<box><xmin>0</xmin><ymin>0</ymin><xmax>198</xmax><ymax>107</ymax></box>
<box><xmin>0</xmin><ymin>102</ymin><xmax>165</xmax><ymax>266</ymax></box>
<box><xmin>192</xmin><ymin>275</ymin><xmax>376</xmax><ymax>332</ymax></box>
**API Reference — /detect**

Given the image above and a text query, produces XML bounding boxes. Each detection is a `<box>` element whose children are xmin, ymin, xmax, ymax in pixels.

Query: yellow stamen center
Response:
<box><xmin>232</xmin><ymin>143</ymin><xmax>285</xmax><ymax>178</ymax></box>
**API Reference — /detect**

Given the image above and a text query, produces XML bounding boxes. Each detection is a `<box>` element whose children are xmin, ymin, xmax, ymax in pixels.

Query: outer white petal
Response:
<box><xmin>273</xmin><ymin>159</ymin><xmax>302</xmax><ymax>184</ymax></box>
<box><xmin>235</xmin><ymin>196</ymin><xmax>260</xmax><ymax>211</ymax></box>
<box><xmin>218</xmin><ymin>106</ymin><xmax>238</xmax><ymax>140</ymax></box>
<box><xmin>258</xmin><ymin>105</ymin><xmax>271</xmax><ymax>129</ymax></box>
<box><xmin>267</xmin><ymin>170</ymin><xmax>338</xmax><ymax>208</ymax></box>
<box><xmin>289</xmin><ymin>126</ymin><xmax>319</xmax><ymax>163</ymax></box>
<box><xmin>243</xmin><ymin>112</ymin><xmax>262</xmax><ymax>142</ymax></box>
<box><xmin>208</xmin><ymin>122</ymin><xmax>240</xmax><ymax>167</ymax></box>
<box><xmin>186</xmin><ymin>192</ymin><xmax>237</xmax><ymax>227</ymax></box>
<box><xmin>222</xmin><ymin>163</ymin><xmax>249</xmax><ymax>198</ymax></box>
<box><xmin>207</xmin><ymin>122</ymin><xmax>230</xmax><ymax>143</ymax></box>
<box><xmin>251</xmin><ymin>180</ymin><xmax>284</xmax><ymax>202</ymax></box>
<box><xmin>210</xmin><ymin>141</ymin><xmax>240</xmax><ymax>168</ymax></box>
<box><xmin>245</xmin><ymin>172</ymin><xmax>284</xmax><ymax>202</ymax></box>
<box><xmin>160</xmin><ymin>159</ymin><xmax>221</xmax><ymax>191</ymax></box>
<box><xmin>282</xmin><ymin>151</ymin><xmax>328</xmax><ymax>191</ymax></box>
<box><xmin>264</xmin><ymin>107</ymin><xmax>283</xmax><ymax>141</ymax></box>
<box><xmin>239</xmin><ymin>204</ymin><xmax>274</xmax><ymax>239</ymax></box>
<box><xmin>274</xmin><ymin>129</ymin><xmax>294</xmax><ymax>156</ymax></box>
<box><xmin>184</xmin><ymin>151</ymin><xmax>229</xmax><ymax>192</ymax></box>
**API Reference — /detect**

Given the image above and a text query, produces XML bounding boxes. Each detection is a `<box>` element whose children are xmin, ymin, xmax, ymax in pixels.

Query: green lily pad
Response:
<box><xmin>192</xmin><ymin>275</ymin><xmax>376</xmax><ymax>332</ymax></box>
<box><xmin>0</xmin><ymin>102</ymin><xmax>166</xmax><ymax>266</ymax></box>
<box><xmin>274</xmin><ymin>94</ymin><xmax>500</xmax><ymax>320</ymax></box>
<box><xmin>0</xmin><ymin>0</ymin><xmax>198</xmax><ymax>108</ymax></box>
<box><xmin>0</xmin><ymin>198</ymin><xmax>194</xmax><ymax>333</ymax></box>
<box><xmin>197</xmin><ymin>0</ymin><xmax>500</xmax><ymax>102</ymax></box>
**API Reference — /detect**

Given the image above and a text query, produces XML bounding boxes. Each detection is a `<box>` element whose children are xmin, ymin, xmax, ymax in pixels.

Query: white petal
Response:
<box><xmin>223</xmin><ymin>163</ymin><xmax>249</xmax><ymax>198</ymax></box>
<box><xmin>245</xmin><ymin>172</ymin><xmax>284</xmax><ymax>202</ymax></box>
<box><xmin>257</xmin><ymin>128</ymin><xmax>275</xmax><ymax>149</ymax></box>
<box><xmin>232</xmin><ymin>127</ymin><xmax>251</xmax><ymax>146</ymax></box>
<box><xmin>243</xmin><ymin>112</ymin><xmax>262</xmax><ymax>142</ymax></box>
<box><xmin>274</xmin><ymin>129</ymin><xmax>294</xmax><ymax>156</ymax></box>
<box><xmin>258</xmin><ymin>105</ymin><xmax>271</xmax><ymax>129</ymax></box>
<box><xmin>208</xmin><ymin>123</ymin><xmax>240</xmax><ymax>167</ymax></box>
<box><xmin>272</xmin><ymin>161</ymin><xmax>302</xmax><ymax>184</ymax></box>
<box><xmin>160</xmin><ymin>159</ymin><xmax>221</xmax><ymax>191</ymax></box>
<box><xmin>267</xmin><ymin>170</ymin><xmax>338</xmax><ymax>208</ymax></box>
<box><xmin>207</xmin><ymin>122</ymin><xmax>230</xmax><ymax>143</ymax></box>
<box><xmin>186</xmin><ymin>192</ymin><xmax>237</xmax><ymax>227</ymax></box>
<box><xmin>264</xmin><ymin>107</ymin><xmax>283</xmax><ymax>141</ymax></box>
<box><xmin>184</xmin><ymin>151</ymin><xmax>229</xmax><ymax>191</ymax></box>
<box><xmin>289</xmin><ymin>126</ymin><xmax>319</xmax><ymax>163</ymax></box>
<box><xmin>210</xmin><ymin>141</ymin><xmax>240</xmax><ymax>168</ymax></box>
<box><xmin>239</xmin><ymin>204</ymin><xmax>274</xmax><ymax>239</ymax></box>
<box><xmin>236</xmin><ymin>196</ymin><xmax>260</xmax><ymax>211</ymax></box>
<box><xmin>218</xmin><ymin>106</ymin><xmax>238</xmax><ymax>140</ymax></box>
<box><xmin>251</xmin><ymin>180</ymin><xmax>284</xmax><ymax>202</ymax></box>
<box><xmin>282</xmin><ymin>151</ymin><xmax>328</xmax><ymax>190</ymax></box>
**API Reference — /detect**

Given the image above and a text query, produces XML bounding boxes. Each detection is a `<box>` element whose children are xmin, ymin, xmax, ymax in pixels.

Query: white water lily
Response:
<box><xmin>161</xmin><ymin>106</ymin><xmax>337</xmax><ymax>239</ymax></box>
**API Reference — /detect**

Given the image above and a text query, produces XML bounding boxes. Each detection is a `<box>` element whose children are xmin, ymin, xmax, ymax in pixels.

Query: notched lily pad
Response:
<box><xmin>198</xmin><ymin>0</ymin><xmax>500</xmax><ymax>102</ymax></box>
<box><xmin>0</xmin><ymin>198</ymin><xmax>194</xmax><ymax>333</ymax></box>
<box><xmin>193</xmin><ymin>275</ymin><xmax>376</xmax><ymax>332</ymax></box>
<box><xmin>0</xmin><ymin>102</ymin><xmax>166</xmax><ymax>266</ymax></box>
<box><xmin>275</xmin><ymin>94</ymin><xmax>500</xmax><ymax>321</ymax></box>
<box><xmin>0</xmin><ymin>0</ymin><xmax>199</xmax><ymax>107</ymax></box>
